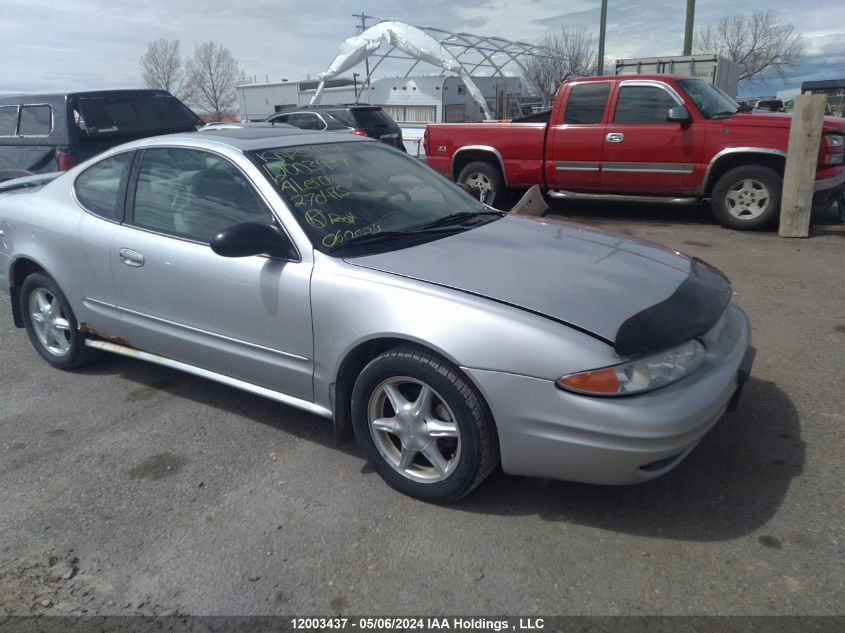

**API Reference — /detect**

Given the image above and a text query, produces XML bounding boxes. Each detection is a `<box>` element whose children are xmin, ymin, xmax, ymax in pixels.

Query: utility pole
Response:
<box><xmin>683</xmin><ymin>0</ymin><xmax>695</xmax><ymax>55</ymax></box>
<box><xmin>597</xmin><ymin>0</ymin><xmax>608</xmax><ymax>75</ymax></box>
<box><xmin>353</xmin><ymin>11</ymin><xmax>376</xmax><ymax>98</ymax></box>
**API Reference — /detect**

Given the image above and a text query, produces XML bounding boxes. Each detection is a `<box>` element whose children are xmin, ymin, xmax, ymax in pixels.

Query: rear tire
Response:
<box><xmin>20</xmin><ymin>273</ymin><xmax>97</xmax><ymax>370</ymax></box>
<box><xmin>710</xmin><ymin>165</ymin><xmax>782</xmax><ymax>230</ymax></box>
<box><xmin>457</xmin><ymin>161</ymin><xmax>508</xmax><ymax>209</ymax></box>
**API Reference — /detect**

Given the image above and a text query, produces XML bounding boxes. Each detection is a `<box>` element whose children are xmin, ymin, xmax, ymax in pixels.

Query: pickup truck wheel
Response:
<box><xmin>710</xmin><ymin>165</ymin><xmax>782</xmax><ymax>230</ymax></box>
<box><xmin>457</xmin><ymin>161</ymin><xmax>507</xmax><ymax>209</ymax></box>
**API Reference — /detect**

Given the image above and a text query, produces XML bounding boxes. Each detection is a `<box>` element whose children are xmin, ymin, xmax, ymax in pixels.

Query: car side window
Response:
<box><xmin>0</xmin><ymin>106</ymin><xmax>19</xmax><ymax>136</ymax></box>
<box><xmin>271</xmin><ymin>114</ymin><xmax>290</xmax><ymax>124</ymax></box>
<box><xmin>131</xmin><ymin>148</ymin><xmax>275</xmax><ymax>243</ymax></box>
<box><xmin>74</xmin><ymin>152</ymin><xmax>132</xmax><ymax>221</ymax></box>
<box><xmin>18</xmin><ymin>105</ymin><xmax>52</xmax><ymax>135</ymax></box>
<box><xmin>613</xmin><ymin>86</ymin><xmax>677</xmax><ymax>124</ymax></box>
<box><xmin>563</xmin><ymin>83</ymin><xmax>610</xmax><ymax>124</ymax></box>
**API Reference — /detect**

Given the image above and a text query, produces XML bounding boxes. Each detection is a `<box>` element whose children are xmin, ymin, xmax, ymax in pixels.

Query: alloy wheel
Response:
<box><xmin>28</xmin><ymin>287</ymin><xmax>72</xmax><ymax>357</ymax></box>
<box><xmin>367</xmin><ymin>376</ymin><xmax>461</xmax><ymax>483</ymax></box>
<box><xmin>725</xmin><ymin>178</ymin><xmax>771</xmax><ymax>220</ymax></box>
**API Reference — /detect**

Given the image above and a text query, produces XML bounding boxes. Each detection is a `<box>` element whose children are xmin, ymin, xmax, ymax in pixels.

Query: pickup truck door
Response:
<box><xmin>545</xmin><ymin>81</ymin><xmax>610</xmax><ymax>190</ymax></box>
<box><xmin>601</xmin><ymin>80</ymin><xmax>704</xmax><ymax>194</ymax></box>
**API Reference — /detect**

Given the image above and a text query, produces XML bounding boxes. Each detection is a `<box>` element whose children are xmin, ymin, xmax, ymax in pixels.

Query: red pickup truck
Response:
<box><xmin>425</xmin><ymin>75</ymin><xmax>845</xmax><ymax>229</ymax></box>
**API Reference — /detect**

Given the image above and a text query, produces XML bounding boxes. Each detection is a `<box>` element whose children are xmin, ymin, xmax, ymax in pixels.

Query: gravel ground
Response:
<box><xmin>1</xmin><ymin>201</ymin><xmax>843</xmax><ymax>616</ymax></box>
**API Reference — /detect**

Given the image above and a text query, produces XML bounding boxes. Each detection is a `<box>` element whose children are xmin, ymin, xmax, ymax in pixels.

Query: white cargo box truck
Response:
<box><xmin>614</xmin><ymin>54</ymin><xmax>740</xmax><ymax>98</ymax></box>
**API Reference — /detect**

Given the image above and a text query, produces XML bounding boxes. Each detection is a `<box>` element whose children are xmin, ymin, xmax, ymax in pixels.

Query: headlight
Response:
<box><xmin>557</xmin><ymin>339</ymin><xmax>706</xmax><ymax>396</ymax></box>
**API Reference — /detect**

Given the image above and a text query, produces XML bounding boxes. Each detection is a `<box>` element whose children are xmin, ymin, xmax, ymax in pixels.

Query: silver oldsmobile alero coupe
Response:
<box><xmin>0</xmin><ymin>127</ymin><xmax>755</xmax><ymax>502</ymax></box>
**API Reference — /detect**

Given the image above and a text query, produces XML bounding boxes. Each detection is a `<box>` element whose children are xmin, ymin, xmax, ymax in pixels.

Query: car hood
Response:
<box><xmin>348</xmin><ymin>215</ymin><xmax>731</xmax><ymax>355</ymax></box>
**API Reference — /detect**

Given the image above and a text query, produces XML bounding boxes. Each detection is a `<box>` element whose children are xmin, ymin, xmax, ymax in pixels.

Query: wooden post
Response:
<box><xmin>779</xmin><ymin>94</ymin><xmax>828</xmax><ymax>237</ymax></box>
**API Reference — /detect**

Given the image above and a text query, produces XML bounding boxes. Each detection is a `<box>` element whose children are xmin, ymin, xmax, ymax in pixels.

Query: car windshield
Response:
<box><xmin>676</xmin><ymin>78</ymin><xmax>741</xmax><ymax>119</ymax></box>
<box><xmin>248</xmin><ymin>141</ymin><xmax>491</xmax><ymax>255</ymax></box>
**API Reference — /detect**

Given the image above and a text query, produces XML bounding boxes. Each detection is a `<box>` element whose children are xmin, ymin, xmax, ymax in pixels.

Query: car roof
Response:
<box><xmin>138</xmin><ymin>127</ymin><xmax>374</xmax><ymax>152</ymax></box>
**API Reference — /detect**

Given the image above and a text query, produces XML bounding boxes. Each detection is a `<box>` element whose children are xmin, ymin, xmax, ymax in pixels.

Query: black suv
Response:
<box><xmin>266</xmin><ymin>105</ymin><xmax>405</xmax><ymax>151</ymax></box>
<box><xmin>0</xmin><ymin>90</ymin><xmax>201</xmax><ymax>183</ymax></box>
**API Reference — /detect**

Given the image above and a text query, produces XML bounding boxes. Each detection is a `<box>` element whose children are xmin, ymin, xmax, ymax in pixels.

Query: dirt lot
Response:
<box><xmin>1</xmin><ymin>201</ymin><xmax>843</xmax><ymax>616</ymax></box>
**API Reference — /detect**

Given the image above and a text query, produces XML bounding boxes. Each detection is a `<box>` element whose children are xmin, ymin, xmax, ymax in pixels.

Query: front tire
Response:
<box><xmin>21</xmin><ymin>273</ymin><xmax>96</xmax><ymax>370</ymax></box>
<box><xmin>351</xmin><ymin>345</ymin><xmax>498</xmax><ymax>502</ymax></box>
<box><xmin>710</xmin><ymin>165</ymin><xmax>782</xmax><ymax>230</ymax></box>
<box><xmin>457</xmin><ymin>161</ymin><xmax>508</xmax><ymax>209</ymax></box>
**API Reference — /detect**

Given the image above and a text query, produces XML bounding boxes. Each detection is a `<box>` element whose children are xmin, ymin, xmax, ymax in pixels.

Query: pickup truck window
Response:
<box><xmin>564</xmin><ymin>83</ymin><xmax>610</xmax><ymax>124</ymax></box>
<box><xmin>676</xmin><ymin>79</ymin><xmax>740</xmax><ymax>118</ymax></box>
<box><xmin>18</xmin><ymin>105</ymin><xmax>52</xmax><ymax>136</ymax></box>
<box><xmin>614</xmin><ymin>86</ymin><xmax>677</xmax><ymax>124</ymax></box>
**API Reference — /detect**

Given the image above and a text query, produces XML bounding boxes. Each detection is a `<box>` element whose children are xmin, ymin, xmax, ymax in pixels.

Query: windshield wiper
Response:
<box><xmin>419</xmin><ymin>209</ymin><xmax>505</xmax><ymax>230</ymax></box>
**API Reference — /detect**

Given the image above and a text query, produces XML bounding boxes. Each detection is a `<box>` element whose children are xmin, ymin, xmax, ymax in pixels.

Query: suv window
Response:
<box><xmin>614</xmin><ymin>85</ymin><xmax>678</xmax><ymax>124</ymax></box>
<box><xmin>289</xmin><ymin>113</ymin><xmax>324</xmax><ymax>130</ymax></box>
<box><xmin>74</xmin><ymin>152</ymin><xmax>132</xmax><ymax>220</ymax></box>
<box><xmin>348</xmin><ymin>108</ymin><xmax>395</xmax><ymax>129</ymax></box>
<box><xmin>564</xmin><ymin>83</ymin><xmax>610</xmax><ymax>124</ymax></box>
<box><xmin>132</xmin><ymin>148</ymin><xmax>274</xmax><ymax>243</ymax></box>
<box><xmin>0</xmin><ymin>106</ymin><xmax>19</xmax><ymax>136</ymax></box>
<box><xmin>18</xmin><ymin>105</ymin><xmax>52</xmax><ymax>135</ymax></box>
<box><xmin>327</xmin><ymin>110</ymin><xmax>355</xmax><ymax>127</ymax></box>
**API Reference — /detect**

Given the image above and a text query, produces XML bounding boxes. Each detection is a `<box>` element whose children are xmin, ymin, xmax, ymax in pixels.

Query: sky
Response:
<box><xmin>1</xmin><ymin>0</ymin><xmax>843</xmax><ymax>99</ymax></box>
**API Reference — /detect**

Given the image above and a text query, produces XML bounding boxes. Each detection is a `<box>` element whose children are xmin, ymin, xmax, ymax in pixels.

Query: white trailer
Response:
<box><xmin>368</xmin><ymin>75</ymin><xmax>524</xmax><ymax>124</ymax></box>
<box><xmin>236</xmin><ymin>80</ymin><xmax>367</xmax><ymax>121</ymax></box>
<box><xmin>614</xmin><ymin>54</ymin><xmax>740</xmax><ymax>98</ymax></box>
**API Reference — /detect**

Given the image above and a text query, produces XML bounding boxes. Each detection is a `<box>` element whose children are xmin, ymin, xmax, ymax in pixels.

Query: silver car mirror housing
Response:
<box><xmin>210</xmin><ymin>222</ymin><xmax>297</xmax><ymax>260</ymax></box>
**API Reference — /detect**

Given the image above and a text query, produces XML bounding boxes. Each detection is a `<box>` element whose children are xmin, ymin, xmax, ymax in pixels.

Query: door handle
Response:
<box><xmin>119</xmin><ymin>248</ymin><xmax>144</xmax><ymax>267</ymax></box>
<box><xmin>606</xmin><ymin>132</ymin><xmax>624</xmax><ymax>143</ymax></box>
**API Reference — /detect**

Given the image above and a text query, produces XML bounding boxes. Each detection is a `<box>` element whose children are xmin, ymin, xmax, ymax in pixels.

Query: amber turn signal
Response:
<box><xmin>557</xmin><ymin>367</ymin><xmax>620</xmax><ymax>394</ymax></box>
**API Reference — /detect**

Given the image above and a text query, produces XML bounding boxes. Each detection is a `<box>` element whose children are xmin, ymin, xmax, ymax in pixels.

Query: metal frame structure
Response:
<box><xmin>354</xmin><ymin>24</ymin><xmax>565</xmax><ymax>114</ymax></box>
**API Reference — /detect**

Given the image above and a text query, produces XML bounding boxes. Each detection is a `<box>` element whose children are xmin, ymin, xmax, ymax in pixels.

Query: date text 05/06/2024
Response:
<box><xmin>289</xmin><ymin>617</ymin><xmax>546</xmax><ymax>631</ymax></box>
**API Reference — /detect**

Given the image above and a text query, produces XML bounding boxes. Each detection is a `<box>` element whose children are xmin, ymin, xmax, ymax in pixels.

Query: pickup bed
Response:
<box><xmin>425</xmin><ymin>75</ymin><xmax>845</xmax><ymax>229</ymax></box>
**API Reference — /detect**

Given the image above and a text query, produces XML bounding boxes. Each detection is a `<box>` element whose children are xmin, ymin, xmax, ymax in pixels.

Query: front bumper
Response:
<box><xmin>813</xmin><ymin>168</ymin><xmax>845</xmax><ymax>207</ymax></box>
<box><xmin>463</xmin><ymin>304</ymin><xmax>753</xmax><ymax>485</ymax></box>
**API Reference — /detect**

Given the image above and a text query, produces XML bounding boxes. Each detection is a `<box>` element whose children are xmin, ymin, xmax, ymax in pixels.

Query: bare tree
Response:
<box><xmin>140</xmin><ymin>39</ymin><xmax>192</xmax><ymax>101</ymax></box>
<box><xmin>694</xmin><ymin>10</ymin><xmax>805</xmax><ymax>82</ymax></box>
<box><xmin>186</xmin><ymin>42</ymin><xmax>241</xmax><ymax>120</ymax></box>
<box><xmin>525</xmin><ymin>27</ymin><xmax>599</xmax><ymax>101</ymax></box>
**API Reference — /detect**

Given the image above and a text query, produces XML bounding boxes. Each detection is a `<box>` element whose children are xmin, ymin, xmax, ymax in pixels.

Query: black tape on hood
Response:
<box><xmin>615</xmin><ymin>258</ymin><xmax>731</xmax><ymax>357</ymax></box>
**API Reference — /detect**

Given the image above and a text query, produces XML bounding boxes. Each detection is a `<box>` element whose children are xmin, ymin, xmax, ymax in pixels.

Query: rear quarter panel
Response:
<box><xmin>0</xmin><ymin>174</ymin><xmax>117</xmax><ymax>332</ymax></box>
<box><xmin>426</xmin><ymin>123</ymin><xmax>548</xmax><ymax>187</ymax></box>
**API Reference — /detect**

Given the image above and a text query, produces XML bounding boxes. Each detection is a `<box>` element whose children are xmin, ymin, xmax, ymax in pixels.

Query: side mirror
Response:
<box><xmin>210</xmin><ymin>222</ymin><xmax>297</xmax><ymax>260</ymax></box>
<box><xmin>667</xmin><ymin>105</ymin><xmax>693</xmax><ymax>124</ymax></box>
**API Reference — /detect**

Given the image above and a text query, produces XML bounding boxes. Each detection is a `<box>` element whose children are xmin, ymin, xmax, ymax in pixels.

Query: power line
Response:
<box><xmin>352</xmin><ymin>12</ymin><xmax>377</xmax><ymax>32</ymax></box>
<box><xmin>352</xmin><ymin>12</ymin><xmax>378</xmax><ymax>96</ymax></box>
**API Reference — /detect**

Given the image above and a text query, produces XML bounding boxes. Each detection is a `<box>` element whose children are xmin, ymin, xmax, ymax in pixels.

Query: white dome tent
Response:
<box><xmin>311</xmin><ymin>21</ymin><xmax>562</xmax><ymax>120</ymax></box>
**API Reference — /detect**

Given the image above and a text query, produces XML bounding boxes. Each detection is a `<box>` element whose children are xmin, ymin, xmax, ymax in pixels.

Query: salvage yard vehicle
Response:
<box><xmin>266</xmin><ymin>105</ymin><xmax>405</xmax><ymax>151</ymax></box>
<box><xmin>0</xmin><ymin>127</ymin><xmax>754</xmax><ymax>502</ymax></box>
<box><xmin>0</xmin><ymin>90</ymin><xmax>202</xmax><ymax>183</ymax></box>
<box><xmin>425</xmin><ymin>74</ymin><xmax>845</xmax><ymax>230</ymax></box>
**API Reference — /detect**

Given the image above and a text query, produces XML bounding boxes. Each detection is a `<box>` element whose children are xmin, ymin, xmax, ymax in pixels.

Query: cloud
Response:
<box><xmin>0</xmin><ymin>0</ymin><xmax>841</xmax><ymax>100</ymax></box>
